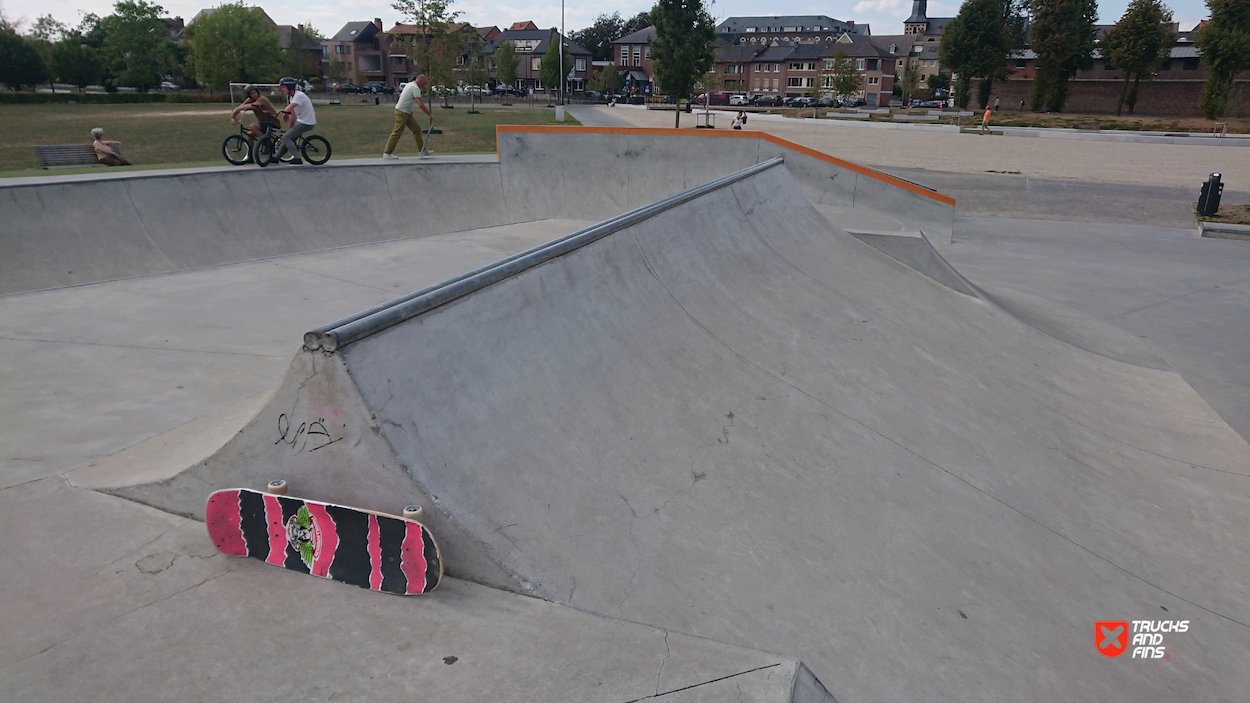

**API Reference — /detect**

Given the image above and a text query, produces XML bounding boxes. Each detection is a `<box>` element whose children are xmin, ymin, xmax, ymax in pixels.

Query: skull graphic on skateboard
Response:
<box><xmin>206</xmin><ymin>480</ymin><xmax>442</xmax><ymax>595</ymax></box>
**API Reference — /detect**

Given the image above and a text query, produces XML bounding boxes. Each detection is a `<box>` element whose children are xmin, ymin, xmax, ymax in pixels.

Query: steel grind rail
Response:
<box><xmin>309</xmin><ymin>157</ymin><xmax>786</xmax><ymax>353</ymax></box>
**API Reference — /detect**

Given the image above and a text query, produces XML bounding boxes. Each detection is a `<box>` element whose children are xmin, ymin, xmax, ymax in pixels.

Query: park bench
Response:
<box><xmin>892</xmin><ymin>114</ymin><xmax>939</xmax><ymax>122</ymax></box>
<box><xmin>33</xmin><ymin>143</ymin><xmax>122</xmax><ymax>169</ymax></box>
<box><xmin>827</xmin><ymin>112</ymin><xmax>870</xmax><ymax>120</ymax></box>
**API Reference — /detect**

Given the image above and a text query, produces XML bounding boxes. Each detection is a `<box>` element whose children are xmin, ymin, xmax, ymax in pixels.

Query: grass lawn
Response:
<box><xmin>0</xmin><ymin>102</ymin><xmax>578</xmax><ymax>174</ymax></box>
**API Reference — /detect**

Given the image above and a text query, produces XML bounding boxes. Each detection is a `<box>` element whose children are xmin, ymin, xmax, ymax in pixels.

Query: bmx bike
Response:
<box><xmin>221</xmin><ymin>123</ymin><xmax>258</xmax><ymax>165</ymax></box>
<box><xmin>253</xmin><ymin>126</ymin><xmax>332</xmax><ymax>167</ymax></box>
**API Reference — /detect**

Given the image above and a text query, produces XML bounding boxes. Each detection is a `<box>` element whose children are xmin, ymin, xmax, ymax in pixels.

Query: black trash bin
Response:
<box><xmin>1197</xmin><ymin>173</ymin><xmax>1224</xmax><ymax>216</ymax></box>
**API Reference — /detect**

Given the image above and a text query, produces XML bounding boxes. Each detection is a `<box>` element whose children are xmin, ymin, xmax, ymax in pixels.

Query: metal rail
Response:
<box><xmin>308</xmin><ymin>156</ymin><xmax>785</xmax><ymax>352</ymax></box>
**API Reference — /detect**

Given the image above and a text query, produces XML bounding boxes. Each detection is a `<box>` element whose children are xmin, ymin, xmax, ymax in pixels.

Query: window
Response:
<box><xmin>867</xmin><ymin>59</ymin><xmax>878</xmax><ymax>70</ymax></box>
<box><xmin>532</xmin><ymin>57</ymin><xmax>541</xmax><ymax>70</ymax></box>
<box><xmin>771</xmin><ymin>78</ymin><xmax>778</xmax><ymax>90</ymax></box>
<box><xmin>1159</xmin><ymin>60</ymin><xmax>1172</xmax><ymax>71</ymax></box>
<box><xmin>790</xmin><ymin>63</ymin><xmax>802</xmax><ymax>70</ymax></box>
<box><xmin>645</xmin><ymin>46</ymin><xmax>650</xmax><ymax>59</ymax></box>
<box><xmin>575</xmin><ymin>58</ymin><xmax>585</xmax><ymax>71</ymax></box>
<box><xmin>787</xmin><ymin>77</ymin><xmax>802</xmax><ymax>87</ymax></box>
<box><xmin>1183</xmin><ymin>58</ymin><xmax>1199</xmax><ymax>70</ymax></box>
<box><xmin>633</xmin><ymin>49</ymin><xmax>640</xmax><ymax>66</ymax></box>
<box><xmin>806</xmin><ymin>62</ymin><xmax>817</xmax><ymax>71</ymax></box>
<box><xmin>805</xmin><ymin>77</ymin><xmax>814</xmax><ymax>87</ymax></box>
<box><xmin>621</xmin><ymin>46</ymin><xmax>628</xmax><ymax>63</ymax></box>
<box><xmin>346</xmin><ymin>62</ymin><xmax>352</xmax><ymax>71</ymax></box>
<box><xmin>867</xmin><ymin>76</ymin><xmax>879</xmax><ymax>85</ymax></box>
<box><xmin>346</xmin><ymin>45</ymin><xmax>352</xmax><ymax>55</ymax></box>
<box><xmin>824</xmin><ymin>59</ymin><xmax>835</xmax><ymax>70</ymax></box>
<box><xmin>1015</xmin><ymin>59</ymin><xmax>1027</xmax><ymax>69</ymax></box>
<box><xmin>856</xmin><ymin>58</ymin><xmax>865</xmax><ymax>70</ymax></box>
<box><xmin>392</xmin><ymin>56</ymin><xmax>405</xmax><ymax>66</ymax></box>
<box><xmin>773</xmin><ymin>63</ymin><xmax>780</xmax><ymax>72</ymax></box>
<box><xmin>335</xmin><ymin>45</ymin><xmax>344</xmax><ymax>54</ymax></box>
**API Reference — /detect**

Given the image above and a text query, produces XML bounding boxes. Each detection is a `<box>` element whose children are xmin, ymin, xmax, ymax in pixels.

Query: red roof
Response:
<box><xmin>510</xmin><ymin>21</ymin><xmax>538</xmax><ymax>31</ymax></box>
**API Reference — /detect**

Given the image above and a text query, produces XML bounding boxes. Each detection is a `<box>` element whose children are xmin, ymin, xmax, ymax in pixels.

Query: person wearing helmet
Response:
<box><xmin>229</xmin><ymin>84</ymin><xmax>279</xmax><ymax>148</ymax></box>
<box><xmin>382</xmin><ymin>73</ymin><xmax>433</xmax><ymax>159</ymax></box>
<box><xmin>275</xmin><ymin>77</ymin><xmax>316</xmax><ymax>165</ymax></box>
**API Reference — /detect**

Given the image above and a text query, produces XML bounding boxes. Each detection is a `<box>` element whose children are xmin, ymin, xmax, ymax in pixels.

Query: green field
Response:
<box><xmin>0</xmin><ymin>102</ymin><xmax>578</xmax><ymax>175</ymax></box>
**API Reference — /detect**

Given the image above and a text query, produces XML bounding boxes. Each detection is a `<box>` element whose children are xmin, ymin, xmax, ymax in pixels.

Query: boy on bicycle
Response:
<box><xmin>275</xmin><ymin>76</ymin><xmax>316</xmax><ymax>165</ymax></box>
<box><xmin>229</xmin><ymin>85</ymin><xmax>279</xmax><ymax>148</ymax></box>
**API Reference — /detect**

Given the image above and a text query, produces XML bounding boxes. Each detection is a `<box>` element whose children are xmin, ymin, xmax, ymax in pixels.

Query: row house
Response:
<box><xmin>714</xmin><ymin>34</ymin><xmax>896</xmax><ymax>106</ymax></box>
<box><xmin>322</xmin><ymin>20</ymin><xmax>387</xmax><ymax>86</ymax></box>
<box><xmin>480</xmin><ymin>26</ymin><xmax>593</xmax><ymax>92</ymax></box>
<box><xmin>718</xmin><ymin>15</ymin><xmax>870</xmax><ymax>46</ymax></box>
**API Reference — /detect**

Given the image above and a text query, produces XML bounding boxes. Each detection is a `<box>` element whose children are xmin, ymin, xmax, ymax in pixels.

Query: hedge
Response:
<box><xmin>0</xmin><ymin>92</ymin><xmax>232</xmax><ymax>104</ymax></box>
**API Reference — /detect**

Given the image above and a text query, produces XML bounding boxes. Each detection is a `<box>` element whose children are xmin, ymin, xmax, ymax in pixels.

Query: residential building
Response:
<box><xmin>322</xmin><ymin>20</ymin><xmax>386</xmax><ymax>87</ymax></box>
<box><xmin>871</xmin><ymin>0</ymin><xmax>951</xmax><ymax>97</ymax></box>
<box><xmin>610</xmin><ymin>26</ymin><xmax>657</xmax><ymax>94</ymax></box>
<box><xmin>718</xmin><ymin>15</ymin><xmax>868</xmax><ymax>46</ymax></box>
<box><xmin>481</xmin><ymin>25</ymin><xmax>592</xmax><ymax>92</ymax></box>
<box><xmin>717</xmin><ymin>34</ymin><xmax>895</xmax><ymax>105</ymax></box>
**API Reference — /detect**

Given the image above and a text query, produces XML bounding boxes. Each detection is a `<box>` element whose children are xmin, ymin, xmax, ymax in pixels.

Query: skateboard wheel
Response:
<box><xmin>267</xmin><ymin>480</ymin><xmax>289</xmax><ymax>496</ymax></box>
<box><xmin>403</xmin><ymin>505</ymin><xmax>424</xmax><ymax>522</ymax></box>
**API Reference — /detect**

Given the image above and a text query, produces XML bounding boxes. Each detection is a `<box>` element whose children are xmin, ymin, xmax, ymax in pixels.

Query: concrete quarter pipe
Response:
<box><xmin>58</xmin><ymin>129</ymin><xmax>1250</xmax><ymax>701</ymax></box>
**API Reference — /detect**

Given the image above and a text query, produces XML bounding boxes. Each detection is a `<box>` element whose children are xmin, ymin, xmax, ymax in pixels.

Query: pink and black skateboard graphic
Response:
<box><xmin>206</xmin><ymin>487</ymin><xmax>442</xmax><ymax>595</ymax></box>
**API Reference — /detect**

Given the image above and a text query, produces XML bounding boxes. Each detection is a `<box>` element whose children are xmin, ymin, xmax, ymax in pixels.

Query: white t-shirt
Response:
<box><xmin>288</xmin><ymin>90</ymin><xmax>316</xmax><ymax>125</ymax></box>
<box><xmin>396</xmin><ymin>82</ymin><xmax>423</xmax><ymax>114</ymax></box>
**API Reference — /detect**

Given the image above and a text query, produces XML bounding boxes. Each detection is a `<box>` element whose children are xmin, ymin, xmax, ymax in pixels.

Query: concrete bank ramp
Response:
<box><xmin>107</xmin><ymin>159</ymin><xmax>1249</xmax><ymax>701</ymax></box>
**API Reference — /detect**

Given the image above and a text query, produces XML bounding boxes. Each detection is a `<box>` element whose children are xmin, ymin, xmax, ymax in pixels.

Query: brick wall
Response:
<box><xmin>971</xmin><ymin>79</ymin><xmax>1250</xmax><ymax>118</ymax></box>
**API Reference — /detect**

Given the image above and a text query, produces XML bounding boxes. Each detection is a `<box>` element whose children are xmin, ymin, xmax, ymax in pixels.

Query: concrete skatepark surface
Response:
<box><xmin>3</xmin><ymin>126</ymin><xmax>1247</xmax><ymax>701</ymax></box>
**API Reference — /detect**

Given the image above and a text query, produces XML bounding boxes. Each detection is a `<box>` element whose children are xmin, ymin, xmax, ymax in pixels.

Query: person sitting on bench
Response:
<box><xmin>91</xmin><ymin>128</ymin><xmax>131</xmax><ymax>166</ymax></box>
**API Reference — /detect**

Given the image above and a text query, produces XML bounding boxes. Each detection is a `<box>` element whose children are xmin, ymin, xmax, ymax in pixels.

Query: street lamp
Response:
<box><xmin>560</xmin><ymin>0</ymin><xmax>565</xmax><ymax>107</ymax></box>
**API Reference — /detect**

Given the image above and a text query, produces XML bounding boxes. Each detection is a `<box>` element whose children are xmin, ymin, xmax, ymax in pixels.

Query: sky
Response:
<box><xmin>1</xmin><ymin>0</ymin><xmax>1212</xmax><ymax>41</ymax></box>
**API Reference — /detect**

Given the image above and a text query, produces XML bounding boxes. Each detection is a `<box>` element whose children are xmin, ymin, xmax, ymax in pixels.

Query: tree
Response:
<box><xmin>284</xmin><ymin>23</ymin><xmax>324</xmax><ymax>80</ymax></box>
<box><xmin>650</xmin><ymin>0</ymin><xmax>717</xmax><ymax>127</ymax></box>
<box><xmin>571</xmin><ymin>12</ymin><xmax>624</xmax><ymax>61</ymax></box>
<box><xmin>927</xmin><ymin>71</ymin><xmax>951</xmax><ymax>98</ymax></box>
<box><xmin>464</xmin><ymin>52</ymin><xmax>488</xmax><ymax>111</ymax></box>
<box><xmin>940</xmin><ymin>0</ymin><xmax>1026</xmax><ymax>108</ymax></box>
<box><xmin>97</xmin><ymin>0</ymin><xmax>178</xmax><ymax>91</ymax></box>
<box><xmin>184</xmin><ymin>2</ymin><xmax>283</xmax><ymax>90</ymax></box>
<box><xmin>622</xmin><ymin>11</ymin><xmax>653</xmax><ymax>36</ymax></box>
<box><xmin>590</xmin><ymin>62</ymin><xmax>623</xmax><ymax>93</ymax></box>
<box><xmin>830</xmin><ymin>50</ymin><xmax>862</xmax><ymax>100</ymax></box>
<box><xmin>327</xmin><ymin>55</ymin><xmax>346</xmax><ymax>85</ymax></box>
<box><xmin>51</xmin><ymin>32</ymin><xmax>100</xmax><ymax>90</ymax></box>
<box><xmin>900</xmin><ymin>62</ymin><xmax>922</xmax><ymax>102</ymax></box>
<box><xmin>1028</xmin><ymin>0</ymin><xmax>1099</xmax><ymax>111</ymax></box>
<box><xmin>0</xmin><ymin>25</ymin><xmax>51</xmax><ymax>89</ymax></box>
<box><xmin>493</xmin><ymin>39</ymin><xmax>519</xmax><ymax>91</ymax></box>
<box><xmin>1195</xmin><ymin>0</ymin><xmax>1250</xmax><ymax>117</ymax></box>
<box><xmin>1101</xmin><ymin>0</ymin><xmax>1175</xmax><ymax>115</ymax></box>
<box><xmin>538</xmin><ymin>33</ymin><xmax>570</xmax><ymax>101</ymax></box>
<box><xmin>391</xmin><ymin>0</ymin><xmax>465</xmax><ymax>106</ymax></box>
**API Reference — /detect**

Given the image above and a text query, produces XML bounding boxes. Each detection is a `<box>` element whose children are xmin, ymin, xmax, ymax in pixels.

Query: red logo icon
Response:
<box><xmin>1096</xmin><ymin>621</ymin><xmax>1129</xmax><ymax>658</ymax></box>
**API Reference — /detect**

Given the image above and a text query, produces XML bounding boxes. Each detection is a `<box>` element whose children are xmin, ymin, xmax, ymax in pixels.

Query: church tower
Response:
<box><xmin>904</xmin><ymin>0</ymin><xmax>929</xmax><ymax>35</ymax></box>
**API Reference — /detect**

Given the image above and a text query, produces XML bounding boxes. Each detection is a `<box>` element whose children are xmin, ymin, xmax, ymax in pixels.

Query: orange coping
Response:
<box><xmin>496</xmin><ymin>125</ymin><xmax>957</xmax><ymax>207</ymax></box>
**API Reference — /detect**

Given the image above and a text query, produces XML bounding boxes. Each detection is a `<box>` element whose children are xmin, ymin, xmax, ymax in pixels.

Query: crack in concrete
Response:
<box><xmin>654</xmin><ymin>630</ymin><xmax>671</xmax><ymax>696</ymax></box>
<box><xmin>0</xmin><ymin>569</ymin><xmax>231</xmax><ymax>673</ymax></box>
<box><xmin>620</xmin><ymin>662</ymin><xmax>783</xmax><ymax>703</ymax></box>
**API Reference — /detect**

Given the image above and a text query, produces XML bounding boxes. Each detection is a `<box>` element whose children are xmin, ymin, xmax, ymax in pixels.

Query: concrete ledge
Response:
<box><xmin>1199</xmin><ymin>220</ymin><xmax>1250</xmax><ymax>239</ymax></box>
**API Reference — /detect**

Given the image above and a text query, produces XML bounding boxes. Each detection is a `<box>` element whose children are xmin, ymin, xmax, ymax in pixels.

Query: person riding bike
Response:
<box><xmin>275</xmin><ymin>76</ymin><xmax>316</xmax><ymax>166</ymax></box>
<box><xmin>229</xmin><ymin>84</ymin><xmax>280</xmax><ymax>148</ymax></box>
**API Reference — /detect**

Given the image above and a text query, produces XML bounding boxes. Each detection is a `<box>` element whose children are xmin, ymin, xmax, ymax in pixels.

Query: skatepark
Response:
<box><xmin>2</xmin><ymin>117</ymin><xmax>1248</xmax><ymax>701</ymax></box>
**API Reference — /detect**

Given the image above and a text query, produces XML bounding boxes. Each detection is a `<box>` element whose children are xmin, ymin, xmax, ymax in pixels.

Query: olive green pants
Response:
<box><xmin>384</xmin><ymin>110</ymin><xmax>424</xmax><ymax>154</ymax></box>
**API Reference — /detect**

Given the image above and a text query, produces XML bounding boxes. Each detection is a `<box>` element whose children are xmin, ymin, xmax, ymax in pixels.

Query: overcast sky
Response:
<box><xmin>1</xmin><ymin>0</ymin><xmax>1212</xmax><ymax>42</ymax></box>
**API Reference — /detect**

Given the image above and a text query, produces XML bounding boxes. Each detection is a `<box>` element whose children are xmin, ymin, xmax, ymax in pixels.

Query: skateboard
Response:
<box><xmin>206</xmin><ymin>481</ymin><xmax>442</xmax><ymax>595</ymax></box>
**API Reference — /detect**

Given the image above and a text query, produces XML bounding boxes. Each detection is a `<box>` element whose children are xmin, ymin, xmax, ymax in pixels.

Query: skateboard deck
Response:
<box><xmin>206</xmin><ymin>488</ymin><xmax>442</xmax><ymax>595</ymax></box>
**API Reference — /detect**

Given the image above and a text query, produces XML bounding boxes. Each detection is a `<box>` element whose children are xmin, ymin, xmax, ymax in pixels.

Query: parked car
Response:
<box><xmin>729</xmin><ymin>94</ymin><xmax>749</xmax><ymax>106</ymax></box>
<box><xmin>815</xmin><ymin>97</ymin><xmax>837</xmax><ymax>107</ymax></box>
<box><xmin>843</xmin><ymin>97</ymin><xmax>867</xmax><ymax>107</ymax></box>
<box><xmin>159</xmin><ymin>81</ymin><xmax>180</xmax><ymax>91</ymax></box>
<box><xmin>336</xmin><ymin>83</ymin><xmax>362</xmax><ymax>94</ymax></box>
<box><xmin>791</xmin><ymin>97</ymin><xmax>815</xmax><ymax>108</ymax></box>
<box><xmin>363</xmin><ymin>81</ymin><xmax>395</xmax><ymax>94</ymax></box>
<box><xmin>692</xmin><ymin>92</ymin><xmax>730</xmax><ymax>106</ymax></box>
<box><xmin>750</xmin><ymin>94</ymin><xmax>780</xmax><ymax>107</ymax></box>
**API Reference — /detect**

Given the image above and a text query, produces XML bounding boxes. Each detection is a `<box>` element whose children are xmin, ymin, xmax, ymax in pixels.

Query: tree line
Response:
<box><xmin>0</xmin><ymin>0</ymin><xmax>320</xmax><ymax>93</ymax></box>
<box><xmin>939</xmin><ymin>0</ymin><xmax>1249</xmax><ymax>117</ymax></box>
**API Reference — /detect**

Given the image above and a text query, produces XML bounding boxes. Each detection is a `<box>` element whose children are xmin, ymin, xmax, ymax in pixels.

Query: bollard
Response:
<box><xmin>1197</xmin><ymin>172</ymin><xmax>1224</xmax><ymax>216</ymax></box>
<box><xmin>375</xmin><ymin>96</ymin><xmax>380</xmax><ymax>105</ymax></box>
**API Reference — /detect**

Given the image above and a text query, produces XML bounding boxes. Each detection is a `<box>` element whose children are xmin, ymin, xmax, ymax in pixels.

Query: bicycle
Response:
<box><xmin>253</xmin><ymin>125</ymin><xmax>332</xmax><ymax>167</ymax></box>
<box><xmin>221</xmin><ymin>123</ymin><xmax>256</xmax><ymax>165</ymax></box>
